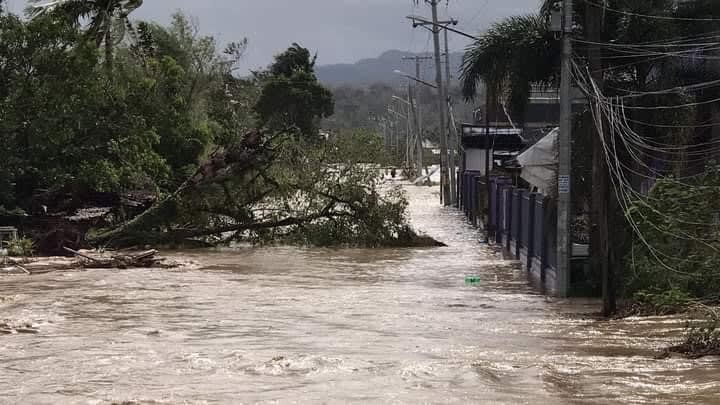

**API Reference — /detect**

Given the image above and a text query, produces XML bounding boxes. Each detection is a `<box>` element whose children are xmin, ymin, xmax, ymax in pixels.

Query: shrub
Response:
<box><xmin>5</xmin><ymin>237</ymin><xmax>35</xmax><ymax>257</ymax></box>
<box><xmin>630</xmin><ymin>289</ymin><xmax>692</xmax><ymax>315</ymax></box>
<box><xmin>625</xmin><ymin>164</ymin><xmax>720</xmax><ymax>299</ymax></box>
<box><xmin>669</xmin><ymin>312</ymin><xmax>720</xmax><ymax>358</ymax></box>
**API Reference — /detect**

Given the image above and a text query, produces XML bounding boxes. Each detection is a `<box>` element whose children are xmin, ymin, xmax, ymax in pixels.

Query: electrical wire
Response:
<box><xmin>583</xmin><ymin>0</ymin><xmax>720</xmax><ymax>22</ymax></box>
<box><xmin>573</xmin><ymin>60</ymin><xmax>720</xmax><ymax>251</ymax></box>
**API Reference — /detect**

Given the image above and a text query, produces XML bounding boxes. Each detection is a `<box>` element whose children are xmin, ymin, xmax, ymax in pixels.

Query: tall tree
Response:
<box><xmin>26</xmin><ymin>0</ymin><xmax>144</xmax><ymax>71</ymax></box>
<box><xmin>254</xmin><ymin>43</ymin><xmax>334</xmax><ymax>138</ymax></box>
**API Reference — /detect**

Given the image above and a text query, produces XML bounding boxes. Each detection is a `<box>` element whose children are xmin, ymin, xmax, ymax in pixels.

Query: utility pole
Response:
<box><xmin>557</xmin><ymin>0</ymin><xmax>573</xmax><ymax>297</ymax></box>
<box><xmin>405</xmin><ymin>99</ymin><xmax>411</xmax><ymax>169</ymax></box>
<box><xmin>381</xmin><ymin>119</ymin><xmax>389</xmax><ymax>156</ymax></box>
<box><xmin>390</xmin><ymin>99</ymin><xmax>411</xmax><ymax>169</ymax></box>
<box><xmin>408</xmin><ymin>84</ymin><xmax>423</xmax><ymax>176</ymax></box>
<box><xmin>403</xmin><ymin>55</ymin><xmax>432</xmax><ymax>177</ymax></box>
<box><xmin>410</xmin><ymin>0</ymin><xmax>451</xmax><ymax>205</ymax></box>
<box><xmin>444</xmin><ymin>28</ymin><xmax>457</xmax><ymax>205</ymax></box>
<box><xmin>585</xmin><ymin>0</ymin><xmax>614</xmax><ymax>315</ymax></box>
<box><xmin>432</xmin><ymin>1</ymin><xmax>451</xmax><ymax>205</ymax></box>
<box><xmin>388</xmin><ymin>107</ymin><xmax>409</xmax><ymax>165</ymax></box>
<box><xmin>388</xmin><ymin>113</ymin><xmax>398</xmax><ymax>162</ymax></box>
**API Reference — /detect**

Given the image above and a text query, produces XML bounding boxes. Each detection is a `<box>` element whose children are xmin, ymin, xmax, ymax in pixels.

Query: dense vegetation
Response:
<box><xmin>461</xmin><ymin>0</ymin><xmax>720</xmax><ymax>319</ymax></box>
<box><xmin>326</xmin><ymin>82</ymin><xmax>477</xmax><ymax>141</ymax></box>
<box><xmin>0</xmin><ymin>1</ymin><xmax>427</xmax><ymax>251</ymax></box>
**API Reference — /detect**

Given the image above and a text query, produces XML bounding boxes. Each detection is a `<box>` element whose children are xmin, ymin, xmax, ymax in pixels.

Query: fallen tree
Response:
<box><xmin>86</xmin><ymin>128</ymin><xmax>440</xmax><ymax>249</ymax></box>
<box><xmin>0</xmin><ymin>35</ymin><xmax>439</xmax><ymax>252</ymax></box>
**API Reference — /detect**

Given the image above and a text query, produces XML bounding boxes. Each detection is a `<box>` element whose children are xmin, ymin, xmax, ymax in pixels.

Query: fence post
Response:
<box><xmin>476</xmin><ymin>176</ymin><xmax>485</xmax><ymax>229</ymax></box>
<box><xmin>462</xmin><ymin>172</ymin><xmax>467</xmax><ymax>217</ymax></box>
<box><xmin>456</xmin><ymin>169</ymin><xmax>461</xmax><ymax>208</ymax></box>
<box><xmin>514</xmin><ymin>189</ymin><xmax>522</xmax><ymax>259</ymax></box>
<box><xmin>488</xmin><ymin>177</ymin><xmax>496</xmax><ymax>241</ymax></box>
<box><xmin>542</xmin><ymin>197</ymin><xmax>557</xmax><ymax>289</ymax></box>
<box><xmin>466</xmin><ymin>173</ymin><xmax>472</xmax><ymax>218</ymax></box>
<box><xmin>507</xmin><ymin>187</ymin><xmax>514</xmax><ymax>253</ymax></box>
<box><xmin>458</xmin><ymin>172</ymin><xmax>463</xmax><ymax>211</ymax></box>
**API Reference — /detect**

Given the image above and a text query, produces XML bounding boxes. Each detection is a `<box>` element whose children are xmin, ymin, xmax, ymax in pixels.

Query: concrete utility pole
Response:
<box><xmin>410</xmin><ymin>0</ymin><xmax>451</xmax><ymax>205</ymax></box>
<box><xmin>431</xmin><ymin>0</ymin><xmax>451</xmax><ymax>205</ymax></box>
<box><xmin>402</xmin><ymin>55</ymin><xmax>432</xmax><ymax>176</ymax></box>
<box><xmin>381</xmin><ymin>119</ymin><xmax>389</xmax><ymax>156</ymax></box>
<box><xmin>388</xmin><ymin>112</ymin><xmax>399</xmax><ymax>158</ymax></box>
<box><xmin>392</xmin><ymin>96</ymin><xmax>412</xmax><ymax>169</ymax></box>
<box><xmin>444</xmin><ymin>28</ymin><xmax>457</xmax><ymax>205</ymax></box>
<box><xmin>408</xmin><ymin>85</ymin><xmax>423</xmax><ymax>176</ymax></box>
<box><xmin>388</xmin><ymin>104</ymin><xmax>409</xmax><ymax>167</ymax></box>
<box><xmin>557</xmin><ymin>0</ymin><xmax>573</xmax><ymax>297</ymax></box>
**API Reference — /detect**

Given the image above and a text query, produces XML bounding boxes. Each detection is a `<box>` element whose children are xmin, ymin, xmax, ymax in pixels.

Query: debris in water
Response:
<box><xmin>465</xmin><ymin>276</ymin><xmax>481</xmax><ymax>285</ymax></box>
<box><xmin>0</xmin><ymin>320</ymin><xmax>39</xmax><ymax>335</ymax></box>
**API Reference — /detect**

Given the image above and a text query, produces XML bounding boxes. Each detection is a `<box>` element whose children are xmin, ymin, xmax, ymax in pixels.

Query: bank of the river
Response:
<box><xmin>1</xmin><ymin>183</ymin><xmax>719</xmax><ymax>404</ymax></box>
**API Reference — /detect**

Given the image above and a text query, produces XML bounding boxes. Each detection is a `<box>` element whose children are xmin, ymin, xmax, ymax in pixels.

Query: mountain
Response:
<box><xmin>316</xmin><ymin>50</ymin><xmax>464</xmax><ymax>87</ymax></box>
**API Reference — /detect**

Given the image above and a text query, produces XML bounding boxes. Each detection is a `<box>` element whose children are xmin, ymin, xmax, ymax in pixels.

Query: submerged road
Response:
<box><xmin>1</xmin><ymin>184</ymin><xmax>719</xmax><ymax>403</ymax></box>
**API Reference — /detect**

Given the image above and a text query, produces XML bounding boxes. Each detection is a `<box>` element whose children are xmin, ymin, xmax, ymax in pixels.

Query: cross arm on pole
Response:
<box><xmin>393</xmin><ymin>70</ymin><xmax>438</xmax><ymax>89</ymax></box>
<box><xmin>392</xmin><ymin>95</ymin><xmax>411</xmax><ymax>106</ymax></box>
<box><xmin>406</xmin><ymin>15</ymin><xmax>479</xmax><ymax>40</ymax></box>
<box><xmin>388</xmin><ymin>108</ymin><xmax>408</xmax><ymax>120</ymax></box>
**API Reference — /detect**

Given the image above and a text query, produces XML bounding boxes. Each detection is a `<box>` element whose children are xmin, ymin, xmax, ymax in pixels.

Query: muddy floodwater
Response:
<box><xmin>1</xmin><ymin>185</ymin><xmax>720</xmax><ymax>404</ymax></box>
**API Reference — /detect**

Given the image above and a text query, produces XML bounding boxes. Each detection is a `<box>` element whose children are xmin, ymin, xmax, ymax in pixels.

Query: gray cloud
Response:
<box><xmin>5</xmin><ymin>0</ymin><xmax>540</xmax><ymax>72</ymax></box>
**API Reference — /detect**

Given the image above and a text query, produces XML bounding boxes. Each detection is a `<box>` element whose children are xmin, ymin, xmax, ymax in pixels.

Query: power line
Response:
<box><xmin>583</xmin><ymin>0</ymin><xmax>720</xmax><ymax>22</ymax></box>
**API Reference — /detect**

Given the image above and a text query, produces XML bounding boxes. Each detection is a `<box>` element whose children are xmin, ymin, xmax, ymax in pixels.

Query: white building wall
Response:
<box><xmin>465</xmin><ymin>148</ymin><xmax>494</xmax><ymax>174</ymax></box>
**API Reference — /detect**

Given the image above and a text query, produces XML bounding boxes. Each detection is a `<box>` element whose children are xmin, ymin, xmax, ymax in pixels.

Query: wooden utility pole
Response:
<box><xmin>557</xmin><ymin>0</ymin><xmax>573</xmax><ymax>297</ymax></box>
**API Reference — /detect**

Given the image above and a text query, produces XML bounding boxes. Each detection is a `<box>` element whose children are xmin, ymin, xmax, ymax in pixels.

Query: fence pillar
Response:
<box><xmin>507</xmin><ymin>187</ymin><xmax>515</xmax><ymax>252</ymax></box>
<box><xmin>518</xmin><ymin>190</ymin><xmax>526</xmax><ymax>260</ymax></box>
<box><xmin>542</xmin><ymin>197</ymin><xmax>557</xmax><ymax>289</ymax></box>
<box><xmin>527</xmin><ymin>193</ymin><xmax>537</xmax><ymax>271</ymax></box>
<box><xmin>456</xmin><ymin>169</ymin><xmax>461</xmax><ymax>208</ymax></box>
<box><xmin>476</xmin><ymin>176</ymin><xmax>485</xmax><ymax>229</ymax></box>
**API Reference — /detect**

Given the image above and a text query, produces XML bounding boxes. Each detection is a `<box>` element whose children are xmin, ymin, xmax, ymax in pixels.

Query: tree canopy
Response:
<box><xmin>0</xmin><ymin>6</ymin><xmax>426</xmax><ymax>252</ymax></box>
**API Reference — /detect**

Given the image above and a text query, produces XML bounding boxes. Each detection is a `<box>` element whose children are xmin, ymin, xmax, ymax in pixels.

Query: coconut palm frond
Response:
<box><xmin>460</xmin><ymin>14</ymin><xmax>560</xmax><ymax>120</ymax></box>
<box><xmin>120</xmin><ymin>0</ymin><xmax>143</xmax><ymax>13</ymax></box>
<box><xmin>26</xmin><ymin>0</ymin><xmax>92</xmax><ymax>19</ymax></box>
<box><xmin>26</xmin><ymin>0</ymin><xmax>144</xmax><ymax>70</ymax></box>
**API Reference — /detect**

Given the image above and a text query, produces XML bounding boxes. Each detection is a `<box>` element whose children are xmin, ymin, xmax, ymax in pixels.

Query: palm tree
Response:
<box><xmin>26</xmin><ymin>0</ymin><xmax>144</xmax><ymax>71</ymax></box>
<box><xmin>459</xmin><ymin>14</ymin><xmax>559</xmax><ymax>125</ymax></box>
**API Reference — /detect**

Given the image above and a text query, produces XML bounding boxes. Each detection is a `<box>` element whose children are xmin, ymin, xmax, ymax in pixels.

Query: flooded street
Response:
<box><xmin>1</xmin><ymin>184</ymin><xmax>719</xmax><ymax>404</ymax></box>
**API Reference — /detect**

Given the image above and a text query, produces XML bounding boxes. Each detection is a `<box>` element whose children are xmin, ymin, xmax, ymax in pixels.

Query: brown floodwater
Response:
<box><xmin>1</xmin><ymin>184</ymin><xmax>719</xmax><ymax>404</ymax></box>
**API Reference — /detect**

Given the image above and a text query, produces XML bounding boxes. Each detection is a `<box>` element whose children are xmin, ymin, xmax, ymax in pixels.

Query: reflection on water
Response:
<box><xmin>1</xmin><ymin>184</ymin><xmax>719</xmax><ymax>404</ymax></box>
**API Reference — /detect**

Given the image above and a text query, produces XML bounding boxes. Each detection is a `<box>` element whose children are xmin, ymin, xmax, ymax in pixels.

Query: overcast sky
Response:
<box><xmin>5</xmin><ymin>0</ymin><xmax>540</xmax><ymax>72</ymax></box>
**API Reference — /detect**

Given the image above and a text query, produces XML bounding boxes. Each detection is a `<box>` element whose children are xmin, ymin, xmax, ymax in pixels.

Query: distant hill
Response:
<box><xmin>316</xmin><ymin>50</ymin><xmax>464</xmax><ymax>87</ymax></box>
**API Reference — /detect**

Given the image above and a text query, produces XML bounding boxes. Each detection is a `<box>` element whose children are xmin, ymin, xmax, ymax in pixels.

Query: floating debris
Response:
<box><xmin>465</xmin><ymin>276</ymin><xmax>482</xmax><ymax>285</ymax></box>
<box><xmin>0</xmin><ymin>320</ymin><xmax>39</xmax><ymax>335</ymax></box>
